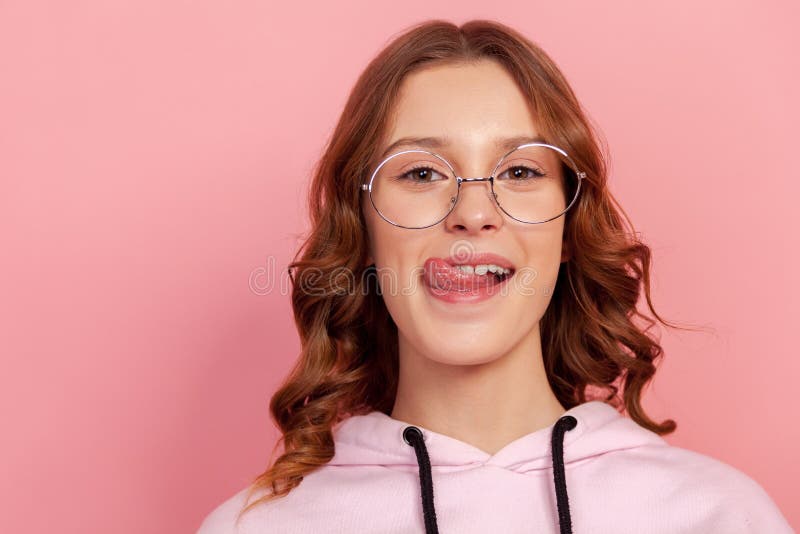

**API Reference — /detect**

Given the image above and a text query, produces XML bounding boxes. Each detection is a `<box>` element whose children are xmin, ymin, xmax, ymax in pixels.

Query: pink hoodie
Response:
<box><xmin>197</xmin><ymin>400</ymin><xmax>793</xmax><ymax>533</ymax></box>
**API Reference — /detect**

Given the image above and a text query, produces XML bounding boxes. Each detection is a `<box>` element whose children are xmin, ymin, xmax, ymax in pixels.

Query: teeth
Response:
<box><xmin>455</xmin><ymin>264</ymin><xmax>511</xmax><ymax>276</ymax></box>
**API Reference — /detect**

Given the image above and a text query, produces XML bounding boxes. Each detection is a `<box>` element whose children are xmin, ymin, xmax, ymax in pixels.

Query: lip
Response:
<box><xmin>421</xmin><ymin>251</ymin><xmax>517</xmax><ymax>305</ymax></box>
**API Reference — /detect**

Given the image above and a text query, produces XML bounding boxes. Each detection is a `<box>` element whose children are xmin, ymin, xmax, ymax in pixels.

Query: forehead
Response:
<box><xmin>382</xmin><ymin>60</ymin><xmax>541</xmax><ymax>159</ymax></box>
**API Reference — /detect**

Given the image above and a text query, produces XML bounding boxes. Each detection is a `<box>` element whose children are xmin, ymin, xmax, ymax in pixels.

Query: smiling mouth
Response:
<box><xmin>423</xmin><ymin>258</ymin><xmax>516</xmax><ymax>292</ymax></box>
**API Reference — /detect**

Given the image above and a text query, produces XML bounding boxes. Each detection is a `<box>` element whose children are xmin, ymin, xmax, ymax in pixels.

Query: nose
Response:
<box><xmin>443</xmin><ymin>177</ymin><xmax>504</xmax><ymax>233</ymax></box>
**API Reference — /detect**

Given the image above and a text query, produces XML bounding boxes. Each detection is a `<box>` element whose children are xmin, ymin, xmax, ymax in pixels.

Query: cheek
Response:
<box><xmin>365</xmin><ymin>221</ymin><xmax>401</xmax><ymax>268</ymax></box>
<box><xmin>363</xmin><ymin>213</ymin><xmax>422</xmax><ymax>291</ymax></box>
<box><xmin>361</xmin><ymin>220</ymin><xmax>428</xmax><ymax>333</ymax></box>
<box><xmin>515</xmin><ymin>227</ymin><xmax>565</xmax><ymax>297</ymax></box>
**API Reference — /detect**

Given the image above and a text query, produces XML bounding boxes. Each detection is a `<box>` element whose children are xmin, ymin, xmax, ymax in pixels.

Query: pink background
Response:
<box><xmin>1</xmin><ymin>1</ymin><xmax>797</xmax><ymax>532</ymax></box>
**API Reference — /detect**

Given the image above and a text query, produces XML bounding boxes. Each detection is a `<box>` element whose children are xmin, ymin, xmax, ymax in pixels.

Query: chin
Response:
<box><xmin>415</xmin><ymin>334</ymin><xmax>515</xmax><ymax>366</ymax></box>
<box><xmin>423</xmin><ymin>348</ymin><xmax>507</xmax><ymax>367</ymax></box>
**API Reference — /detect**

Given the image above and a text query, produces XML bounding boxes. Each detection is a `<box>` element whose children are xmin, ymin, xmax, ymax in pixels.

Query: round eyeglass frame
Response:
<box><xmin>360</xmin><ymin>142</ymin><xmax>587</xmax><ymax>230</ymax></box>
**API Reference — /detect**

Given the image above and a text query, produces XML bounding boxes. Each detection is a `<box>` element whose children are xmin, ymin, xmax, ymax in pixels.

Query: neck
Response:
<box><xmin>390</xmin><ymin>323</ymin><xmax>567</xmax><ymax>456</ymax></box>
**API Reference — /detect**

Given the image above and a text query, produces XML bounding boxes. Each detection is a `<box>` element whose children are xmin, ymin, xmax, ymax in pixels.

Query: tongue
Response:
<box><xmin>423</xmin><ymin>258</ymin><xmax>500</xmax><ymax>292</ymax></box>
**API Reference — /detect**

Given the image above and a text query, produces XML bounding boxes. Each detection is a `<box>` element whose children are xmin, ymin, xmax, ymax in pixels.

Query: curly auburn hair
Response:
<box><xmin>233</xmin><ymin>18</ymin><xmax>707</xmax><ymax>524</ymax></box>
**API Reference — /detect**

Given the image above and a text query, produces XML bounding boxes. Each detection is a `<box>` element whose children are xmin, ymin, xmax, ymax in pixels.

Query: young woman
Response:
<box><xmin>198</xmin><ymin>19</ymin><xmax>792</xmax><ymax>534</ymax></box>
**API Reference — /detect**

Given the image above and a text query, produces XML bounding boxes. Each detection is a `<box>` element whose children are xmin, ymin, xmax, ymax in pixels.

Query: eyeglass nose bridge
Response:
<box><xmin>440</xmin><ymin>175</ymin><xmax>503</xmax><ymax>224</ymax></box>
<box><xmin>458</xmin><ymin>176</ymin><xmax>494</xmax><ymax>183</ymax></box>
<box><xmin>452</xmin><ymin>175</ymin><xmax>499</xmax><ymax>203</ymax></box>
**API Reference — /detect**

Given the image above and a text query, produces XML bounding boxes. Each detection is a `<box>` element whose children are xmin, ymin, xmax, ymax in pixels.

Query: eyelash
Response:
<box><xmin>501</xmin><ymin>165</ymin><xmax>547</xmax><ymax>180</ymax></box>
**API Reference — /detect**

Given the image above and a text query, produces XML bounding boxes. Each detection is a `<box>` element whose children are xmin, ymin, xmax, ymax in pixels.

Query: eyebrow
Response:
<box><xmin>379</xmin><ymin>134</ymin><xmax>546</xmax><ymax>159</ymax></box>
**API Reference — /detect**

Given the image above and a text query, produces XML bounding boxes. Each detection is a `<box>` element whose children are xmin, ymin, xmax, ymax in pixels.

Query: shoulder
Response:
<box><xmin>195</xmin><ymin>481</ymin><xmax>318</xmax><ymax>534</ymax></box>
<box><xmin>196</xmin><ymin>487</ymin><xmax>253</xmax><ymax>534</ymax></box>
<box><xmin>599</xmin><ymin>440</ymin><xmax>793</xmax><ymax>532</ymax></box>
<box><xmin>669</xmin><ymin>446</ymin><xmax>793</xmax><ymax>532</ymax></box>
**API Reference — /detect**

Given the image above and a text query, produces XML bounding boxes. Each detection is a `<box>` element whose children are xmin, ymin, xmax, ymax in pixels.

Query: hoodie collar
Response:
<box><xmin>330</xmin><ymin>400</ymin><xmax>666</xmax><ymax>474</ymax></box>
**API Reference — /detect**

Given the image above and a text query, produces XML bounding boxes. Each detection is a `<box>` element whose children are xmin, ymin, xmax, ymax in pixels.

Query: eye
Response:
<box><xmin>498</xmin><ymin>165</ymin><xmax>547</xmax><ymax>181</ymax></box>
<box><xmin>400</xmin><ymin>165</ymin><xmax>447</xmax><ymax>183</ymax></box>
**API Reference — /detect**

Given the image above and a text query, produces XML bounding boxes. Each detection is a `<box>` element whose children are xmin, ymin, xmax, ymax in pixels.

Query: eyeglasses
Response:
<box><xmin>361</xmin><ymin>142</ymin><xmax>586</xmax><ymax>229</ymax></box>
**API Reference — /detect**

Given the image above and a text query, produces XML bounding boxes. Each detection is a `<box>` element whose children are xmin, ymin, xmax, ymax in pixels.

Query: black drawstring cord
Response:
<box><xmin>403</xmin><ymin>414</ymin><xmax>578</xmax><ymax>534</ymax></box>
<box><xmin>403</xmin><ymin>426</ymin><xmax>440</xmax><ymax>534</ymax></box>
<box><xmin>551</xmin><ymin>415</ymin><xmax>578</xmax><ymax>534</ymax></box>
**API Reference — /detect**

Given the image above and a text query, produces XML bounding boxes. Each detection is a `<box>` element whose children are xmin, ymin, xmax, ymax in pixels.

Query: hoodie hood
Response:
<box><xmin>329</xmin><ymin>400</ymin><xmax>666</xmax><ymax>534</ymax></box>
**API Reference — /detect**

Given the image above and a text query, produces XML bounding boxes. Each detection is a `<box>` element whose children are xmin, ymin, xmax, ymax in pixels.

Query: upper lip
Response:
<box><xmin>441</xmin><ymin>252</ymin><xmax>516</xmax><ymax>271</ymax></box>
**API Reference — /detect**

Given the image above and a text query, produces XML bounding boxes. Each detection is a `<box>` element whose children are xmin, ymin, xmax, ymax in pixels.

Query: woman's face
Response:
<box><xmin>361</xmin><ymin>59</ymin><xmax>569</xmax><ymax>366</ymax></box>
